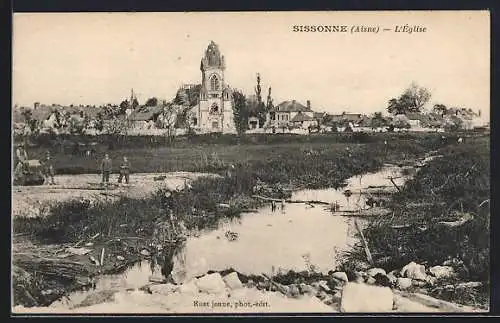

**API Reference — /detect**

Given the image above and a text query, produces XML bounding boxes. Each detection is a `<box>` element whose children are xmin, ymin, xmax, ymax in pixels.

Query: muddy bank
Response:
<box><xmin>336</xmin><ymin>137</ymin><xmax>490</xmax><ymax>310</ymax></box>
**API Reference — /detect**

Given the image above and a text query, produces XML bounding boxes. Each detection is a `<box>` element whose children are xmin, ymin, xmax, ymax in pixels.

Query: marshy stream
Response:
<box><xmin>17</xmin><ymin>165</ymin><xmax>412</xmax><ymax>313</ymax></box>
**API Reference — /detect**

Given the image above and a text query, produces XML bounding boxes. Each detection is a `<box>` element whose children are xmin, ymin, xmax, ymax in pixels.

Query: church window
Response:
<box><xmin>210</xmin><ymin>75</ymin><xmax>220</xmax><ymax>91</ymax></box>
<box><xmin>210</xmin><ymin>103</ymin><xmax>219</xmax><ymax>114</ymax></box>
<box><xmin>193</xmin><ymin>117</ymin><xmax>198</xmax><ymax>126</ymax></box>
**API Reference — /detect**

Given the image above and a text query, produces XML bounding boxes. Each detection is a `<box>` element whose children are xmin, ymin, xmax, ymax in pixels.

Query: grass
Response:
<box><xmin>338</xmin><ymin>136</ymin><xmax>490</xmax><ymax>308</ymax></box>
<box><xmin>13</xmin><ymin>132</ymin><xmax>472</xmax><ymax>307</ymax></box>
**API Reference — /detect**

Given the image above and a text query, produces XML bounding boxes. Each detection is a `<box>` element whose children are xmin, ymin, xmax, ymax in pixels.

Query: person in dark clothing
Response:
<box><xmin>101</xmin><ymin>154</ymin><xmax>112</xmax><ymax>184</ymax></box>
<box><xmin>271</xmin><ymin>200</ymin><xmax>276</xmax><ymax>212</ymax></box>
<box><xmin>118</xmin><ymin>156</ymin><xmax>131</xmax><ymax>184</ymax></box>
<box><xmin>43</xmin><ymin>151</ymin><xmax>56</xmax><ymax>185</ymax></box>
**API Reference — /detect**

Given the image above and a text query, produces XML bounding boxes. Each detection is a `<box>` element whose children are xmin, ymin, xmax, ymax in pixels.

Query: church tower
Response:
<box><xmin>195</xmin><ymin>41</ymin><xmax>236</xmax><ymax>133</ymax></box>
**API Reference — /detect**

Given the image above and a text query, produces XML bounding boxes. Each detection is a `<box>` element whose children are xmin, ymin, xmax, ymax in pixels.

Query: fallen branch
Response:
<box><xmin>252</xmin><ymin>195</ymin><xmax>330</xmax><ymax>205</ymax></box>
<box><xmin>388</xmin><ymin>177</ymin><xmax>402</xmax><ymax>193</ymax></box>
<box><xmin>354</xmin><ymin>219</ymin><xmax>374</xmax><ymax>266</ymax></box>
<box><xmin>437</xmin><ymin>212</ymin><xmax>474</xmax><ymax>228</ymax></box>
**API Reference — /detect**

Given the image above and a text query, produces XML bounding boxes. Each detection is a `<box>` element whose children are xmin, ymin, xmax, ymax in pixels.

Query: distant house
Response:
<box><xmin>248</xmin><ymin>116</ymin><xmax>260</xmax><ymax>130</ymax></box>
<box><xmin>268</xmin><ymin>100</ymin><xmax>315</xmax><ymax>129</ymax></box>
<box><xmin>128</xmin><ymin>105</ymin><xmax>164</xmax><ymax>129</ymax></box>
<box><xmin>289</xmin><ymin>111</ymin><xmax>317</xmax><ymax>129</ymax></box>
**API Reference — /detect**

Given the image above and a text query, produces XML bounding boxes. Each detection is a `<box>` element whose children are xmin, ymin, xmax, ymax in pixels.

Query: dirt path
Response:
<box><xmin>12</xmin><ymin>172</ymin><xmax>220</xmax><ymax>218</ymax></box>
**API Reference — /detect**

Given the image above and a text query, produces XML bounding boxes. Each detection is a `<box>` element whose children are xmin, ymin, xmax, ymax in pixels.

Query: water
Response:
<box><xmin>24</xmin><ymin>166</ymin><xmax>408</xmax><ymax>311</ymax></box>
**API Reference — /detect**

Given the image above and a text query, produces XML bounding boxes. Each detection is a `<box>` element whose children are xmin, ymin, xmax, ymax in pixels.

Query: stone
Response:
<box><xmin>367</xmin><ymin>268</ymin><xmax>387</xmax><ymax>277</ymax></box>
<box><xmin>222</xmin><ymin>272</ymin><xmax>243</xmax><ymax>290</ymax></box>
<box><xmin>116</xmin><ymin>255</ymin><xmax>125</xmax><ymax>261</ymax></box>
<box><xmin>412</xmin><ymin>279</ymin><xmax>426</xmax><ymax>287</ymax></box>
<box><xmin>195</xmin><ymin>273</ymin><xmax>226</xmax><ymax>294</ymax></box>
<box><xmin>318</xmin><ymin>280</ymin><xmax>331</xmax><ymax>291</ymax></box>
<box><xmin>178</xmin><ymin>279</ymin><xmax>199</xmax><ymax>295</ymax></box>
<box><xmin>386</xmin><ymin>273</ymin><xmax>397</xmax><ymax>285</ymax></box>
<box><xmin>400</xmin><ymin>262</ymin><xmax>427</xmax><ymax>281</ymax></box>
<box><xmin>429</xmin><ymin>265</ymin><xmax>456</xmax><ymax>279</ymax></box>
<box><xmin>149</xmin><ymin>283</ymin><xmax>177</xmax><ymax>295</ymax></box>
<box><xmin>299</xmin><ymin>283</ymin><xmax>316</xmax><ymax>296</ymax></box>
<box><xmin>340</xmin><ymin>282</ymin><xmax>394</xmax><ymax>312</ymax></box>
<box><xmin>456</xmin><ymin>281</ymin><xmax>482</xmax><ymax>289</ymax></box>
<box><xmin>373</xmin><ymin>273</ymin><xmax>391</xmax><ymax>287</ymax></box>
<box><xmin>331</xmin><ymin>271</ymin><xmax>348</xmax><ymax>282</ymax></box>
<box><xmin>140</xmin><ymin>249</ymin><xmax>150</xmax><ymax>256</ymax></box>
<box><xmin>288</xmin><ymin>284</ymin><xmax>300</xmax><ymax>298</ymax></box>
<box><xmin>425</xmin><ymin>275</ymin><xmax>437</xmax><ymax>286</ymax></box>
<box><xmin>365</xmin><ymin>276</ymin><xmax>377</xmax><ymax>285</ymax></box>
<box><xmin>396</xmin><ymin>278</ymin><xmax>412</xmax><ymax>290</ymax></box>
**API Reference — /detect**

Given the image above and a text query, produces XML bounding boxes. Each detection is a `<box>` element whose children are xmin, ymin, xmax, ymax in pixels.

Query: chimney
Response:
<box><xmin>34</xmin><ymin>102</ymin><xmax>40</xmax><ymax>110</ymax></box>
<box><xmin>307</xmin><ymin>100</ymin><xmax>311</xmax><ymax>109</ymax></box>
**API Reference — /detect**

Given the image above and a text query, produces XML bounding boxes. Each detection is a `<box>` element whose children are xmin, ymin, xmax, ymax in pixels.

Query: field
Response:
<box><xmin>12</xmin><ymin>132</ymin><xmax>488</xmax><ymax>308</ymax></box>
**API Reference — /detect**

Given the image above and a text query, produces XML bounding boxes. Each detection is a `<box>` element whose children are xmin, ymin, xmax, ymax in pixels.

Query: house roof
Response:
<box><xmin>329</xmin><ymin>113</ymin><xmax>364</xmax><ymax>123</ymax></box>
<box><xmin>272</xmin><ymin>100</ymin><xmax>311</xmax><ymax>113</ymax></box>
<box><xmin>128</xmin><ymin>105</ymin><xmax>163</xmax><ymax>121</ymax></box>
<box><xmin>313</xmin><ymin>112</ymin><xmax>326</xmax><ymax>120</ymax></box>
<box><xmin>290</xmin><ymin>112</ymin><xmax>315</xmax><ymax>122</ymax></box>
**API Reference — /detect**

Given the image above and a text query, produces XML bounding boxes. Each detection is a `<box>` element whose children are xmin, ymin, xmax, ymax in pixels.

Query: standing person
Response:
<box><xmin>281</xmin><ymin>199</ymin><xmax>286</xmax><ymax>214</ymax></box>
<box><xmin>118</xmin><ymin>156</ymin><xmax>131</xmax><ymax>184</ymax></box>
<box><xmin>271</xmin><ymin>200</ymin><xmax>276</xmax><ymax>213</ymax></box>
<box><xmin>100</xmin><ymin>153</ymin><xmax>112</xmax><ymax>185</ymax></box>
<box><xmin>43</xmin><ymin>151</ymin><xmax>56</xmax><ymax>185</ymax></box>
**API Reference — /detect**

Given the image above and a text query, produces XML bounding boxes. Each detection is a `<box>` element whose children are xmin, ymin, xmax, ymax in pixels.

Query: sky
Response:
<box><xmin>12</xmin><ymin>11</ymin><xmax>490</xmax><ymax>120</ymax></box>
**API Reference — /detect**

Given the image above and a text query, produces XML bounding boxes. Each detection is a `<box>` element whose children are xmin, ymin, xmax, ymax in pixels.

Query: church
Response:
<box><xmin>188</xmin><ymin>41</ymin><xmax>237</xmax><ymax>134</ymax></box>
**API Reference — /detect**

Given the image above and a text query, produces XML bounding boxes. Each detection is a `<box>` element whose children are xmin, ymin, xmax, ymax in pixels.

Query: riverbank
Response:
<box><xmin>337</xmin><ymin>135</ymin><xmax>490</xmax><ymax>310</ymax></box>
<box><xmin>12</xmin><ymin>133</ymin><xmax>472</xmax><ymax>309</ymax></box>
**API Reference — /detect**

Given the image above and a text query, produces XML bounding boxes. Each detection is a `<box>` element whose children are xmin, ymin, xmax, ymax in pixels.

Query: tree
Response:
<box><xmin>370</xmin><ymin>112</ymin><xmax>388</xmax><ymax>129</ymax></box>
<box><xmin>232</xmin><ymin>90</ymin><xmax>248</xmax><ymax>134</ymax></box>
<box><xmin>104</xmin><ymin>116</ymin><xmax>129</xmax><ymax>135</ymax></box>
<box><xmin>432</xmin><ymin>104</ymin><xmax>448</xmax><ymax>116</ymax></box>
<box><xmin>392</xmin><ymin>114</ymin><xmax>411</xmax><ymax>129</ymax></box>
<box><xmin>157</xmin><ymin>103</ymin><xmax>180</xmax><ymax>141</ymax></box>
<box><xmin>145</xmin><ymin>97</ymin><xmax>158</xmax><ymax>107</ymax></box>
<box><xmin>132</xmin><ymin>98</ymin><xmax>139</xmax><ymax>109</ymax></box>
<box><xmin>387</xmin><ymin>82</ymin><xmax>431</xmax><ymax>115</ymax></box>
<box><xmin>95</xmin><ymin>112</ymin><xmax>104</xmax><ymax>131</ymax></box>
<box><xmin>119</xmin><ymin>100</ymin><xmax>129</xmax><ymax>115</ymax></box>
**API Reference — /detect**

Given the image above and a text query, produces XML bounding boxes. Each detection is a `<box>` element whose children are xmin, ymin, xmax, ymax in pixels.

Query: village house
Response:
<box><xmin>267</xmin><ymin>100</ymin><xmax>317</xmax><ymax>130</ymax></box>
<box><xmin>127</xmin><ymin>105</ymin><xmax>163</xmax><ymax>130</ymax></box>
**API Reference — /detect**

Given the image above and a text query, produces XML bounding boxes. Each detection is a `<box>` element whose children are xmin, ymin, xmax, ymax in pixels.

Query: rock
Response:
<box><xmin>148</xmin><ymin>275</ymin><xmax>167</xmax><ymax>284</ymax></box>
<box><xmin>429</xmin><ymin>265</ymin><xmax>456</xmax><ymax>279</ymax></box>
<box><xmin>116</xmin><ymin>255</ymin><xmax>125</xmax><ymax>261</ymax></box>
<box><xmin>340</xmin><ymin>282</ymin><xmax>394</xmax><ymax>312</ymax></box>
<box><xmin>456</xmin><ymin>281</ymin><xmax>482</xmax><ymax>289</ymax></box>
<box><xmin>354</xmin><ymin>276</ymin><xmax>365</xmax><ymax>284</ymax></box>
<box><xmin>288</xmin><ymin>284</ymin><xmax>300</xmax><ymax>298</ymax></box>
<box><xmin>396</xmin><ymin>278</ymin><xmax>412</xmax><ymax>290</ymax></box>
<box><xmin>373</xmin><ymin>273</ymin><xmax>391</xmax><ymax>287</ymax></box>
<box><xmin>66</xmin><ymin>247</ymin><xmax>92</xmax><ymax>256</ymax></box>
<box><xmin>318</xmin><ymin>280</ymin><xmax>331</xmax><ymax>291</ymax></box>
<box><xmin>149</xmin><ymin>283</ymin><xmax>177</xmax><ymax>295</ymax></box>
<box><xmin>412</xmin><ymin>279</ymin><xmax>426</xmax><ymax>287</ymax></box>
<box><xmin>400</xmin><ymin>262</ymin><xmax>427</xmax><ymax>281</ymax></box>
<box><xmin>299</xmin><ymin>283</ymin><xmax>316</xmax><ymax>296</ymax></box>
<box><xmin>425</xmin><ymin>275</ymin><xmax>437</xmax><ymax>286</ymax></box>
<box><xmin>245</xmin><ymin>279</ymin><xmax>255</xmax><ymax>288</ymax></box>
<box><xmin>178</xmin><ymin>279</ymin><xmax>199</xmax><ymax>295</ymax></box>
<box><xmin>222</xmin><ymin>272</ymin><xmax>243</xmax><ymax>290</ymax></box>
<box><xmin>331</xmin><ymin>271</ymin><xmax>348</xmax><ymax>282</ymax></box>
<box><xmin>388</xmin><ymin>269</ymin><xmax>400</xmax><ymax>278</ymax></box>
<box><xmin>140</xmin><ymin>249</ymin><xmax>150</xmax><ymax>256</ymax></box>
<box><xmin>386</xmin><ymin>273</ymin><xmax>397</xmax><ymax>285</ymax></box>
<box><xmin>195</xmin><ymin>273</ymin><xmax>226</xmax><ymax>294</ymax></box>
<box><xmin>365</xmin><ymin>276</ymin><xmax>377</xmax><ymax>285</ymax></box>
<box><xmin>367</xmin><ymin>268</ymin><xmax>386</xmax><ymax>277</ymax></box>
